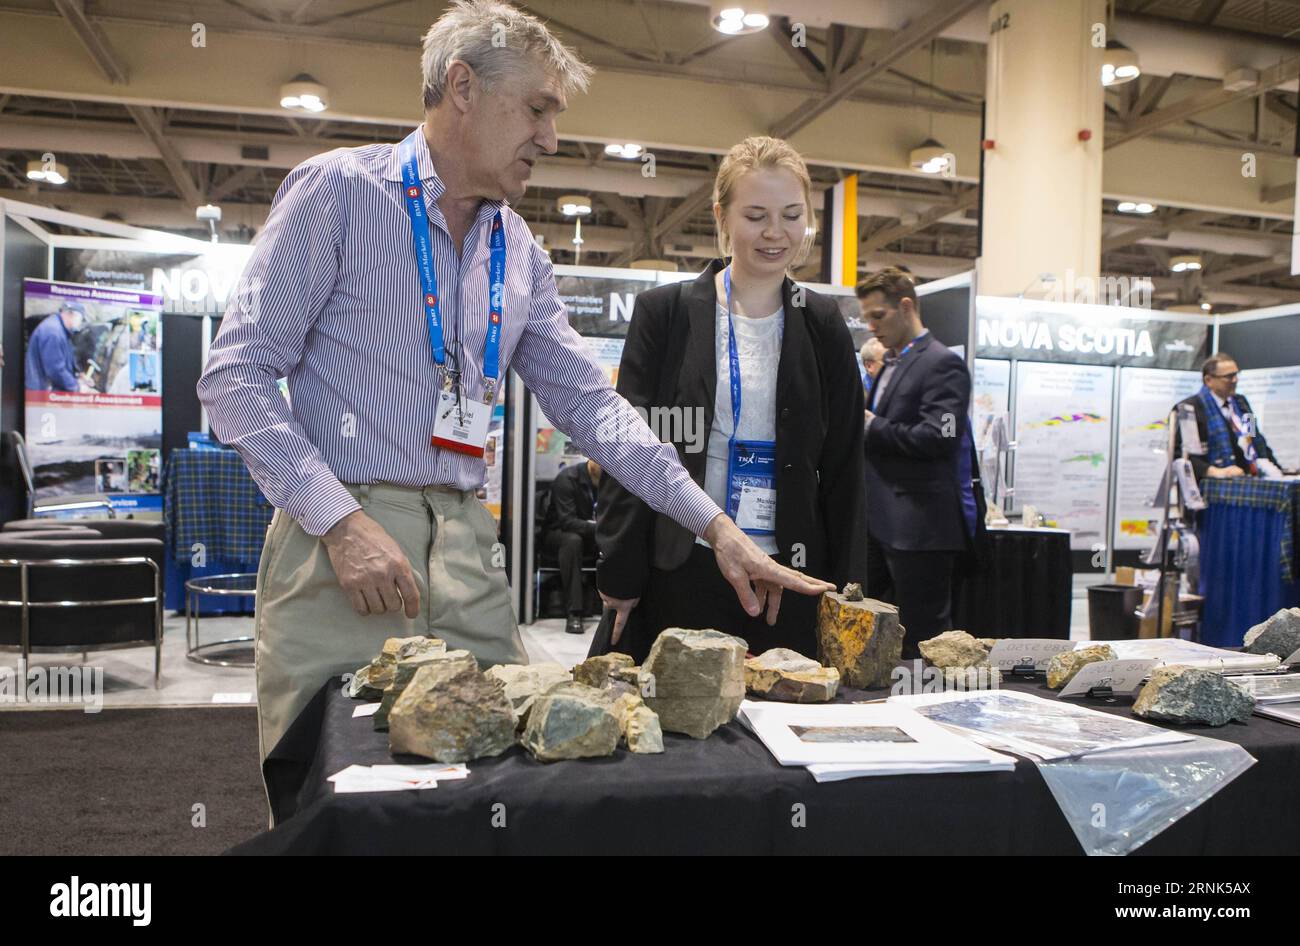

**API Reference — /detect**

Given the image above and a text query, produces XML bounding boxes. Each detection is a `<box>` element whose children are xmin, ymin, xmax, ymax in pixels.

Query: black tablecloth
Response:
<box><xmin>230</xmin><ymin>673</ymin><xmax>1300</xmax><ymax>856</ymax></box>
<box><xmin>954</xmin><ymin>527</ymin><xmax>1072</xmax><ymax>638</ymax></box>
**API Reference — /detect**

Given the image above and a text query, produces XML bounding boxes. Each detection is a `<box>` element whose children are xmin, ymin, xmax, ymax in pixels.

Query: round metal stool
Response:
<box><xmin>185</xmin><ymin>572</ymin><xmax>258</xmax><ymax>667</ymax></box>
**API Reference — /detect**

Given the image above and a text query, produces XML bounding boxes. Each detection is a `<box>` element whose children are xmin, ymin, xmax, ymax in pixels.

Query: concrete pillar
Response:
<box><xmin>979</xmin><ymin>0</ymin><xmax>1106</xmax><ymax>297</ymax></box>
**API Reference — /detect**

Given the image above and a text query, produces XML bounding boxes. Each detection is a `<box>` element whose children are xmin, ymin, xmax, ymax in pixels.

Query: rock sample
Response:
<box><xmin>484</xmin><ymin>662</ymin><xmax>571</xmax><ymax>729</ymax></box>
<box><xmin>744</xmin><ymin>648</ymin><xmax>840</xmax><ymax>702</ymax></box>
<box><xmin>919</xmin><ymin>630</ymin><xmax>990</xmax><ymax>669</ymax></box>
<box><xmin>1243</xmin><ymin>608</ymin><xmax>1300</xmax><ymax>659</ymax></box>
<box><xmin>375</xmin><ymin>649</ymin><xmax>475</xmax><ymax>731</ymax></box>
<box><xmin>611</xmin><ymin>692</ymin><xmax>664</xmax><ymax>754</ymax></box>
<box><xmin>1134</xmin><ymin>665</ymin><xmax>1255</xmax><ymax>726</ymax></box>
<box><xmin>521</xmin><ymin>682</ymin><xmax>621</xmax><ymax>762</ymax></box>
<box><xmin>347</xmin><ymin>636</ymin><xmax>445</xmax><ymax>699</ymax></box>
<box><xmin>842</xmin><ymin>582</ymin><xmax>864</xmax><ymax>601</ymax></box>
<box><xmin>608</xmin><ymin>665</ymin><xmax>646</xmax><ymax>699</ymax></box>
<box><xmin>641</xmin><ymin>628</ymin><xmax>747</xmax><ymax>739</ymax></box>
<box><xmin>816</xmin><ymin>591</ymin><xmax>904</xmax><ymax>689</ymax></box>
<box><xmin>1045</xmin><ymin>644</ymin><xmax>1117</xmax><ymax>690</ymax></box>
<box><xmin>388</xmin><ymin>660</ymin><xmax>517</xmax><ymax>763</ymax></box>
<box><xmin>572</xmin><ymin>653</ymin><xmax>635</xmax><ymax>689</ymax></box>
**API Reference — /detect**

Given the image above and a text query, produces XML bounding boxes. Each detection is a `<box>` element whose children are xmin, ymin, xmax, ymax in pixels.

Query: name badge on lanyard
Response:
<box><xmin>1228</xmin><ymin>397</ymin><xmax>1258</xmax><ymax>472</ymax></box>
<box><xmin>722</xmin><ymin>267</ymin><xmax>777</xmax><ymax>536</ymax></box>
<box><xmin>398</xmin><ymin>129</ymin><xmax>504</xmax><ymax>459</ymax></box>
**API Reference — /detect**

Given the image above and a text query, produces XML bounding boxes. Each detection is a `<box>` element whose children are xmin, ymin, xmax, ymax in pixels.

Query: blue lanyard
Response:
<box><xmin>723</xmin><ymin>267</ymin><xmax>743</xmax><ymax>434</ymax></box>
<box><xmin>891</xmin><ymin>332</ymin><xmax>924</xmax><ymax>363</ymax></box>
<box><xmin>398</xmin><ymin>130</ymin><xmax>505</xmax><ymax>396</ymax></box>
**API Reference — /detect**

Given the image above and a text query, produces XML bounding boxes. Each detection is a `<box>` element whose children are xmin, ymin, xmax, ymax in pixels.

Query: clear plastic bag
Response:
<box><xmin>1035</xmin><ymin>735</ymin><xmax>1256</xmax><ymax>856</ymax></box>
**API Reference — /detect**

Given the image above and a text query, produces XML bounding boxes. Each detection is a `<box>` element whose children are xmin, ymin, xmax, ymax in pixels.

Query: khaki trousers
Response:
<box><xmin>254</xmin><ymin>482</ymin><xmax>527</xmax><ymax>764</ymax></box>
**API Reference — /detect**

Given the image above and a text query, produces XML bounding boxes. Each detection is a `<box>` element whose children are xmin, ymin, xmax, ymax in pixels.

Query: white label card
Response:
<box><xmin>1059</xmin><ymin>659</ymin><xmax>1158</xmax><ymax>698</ymax></box>
<box><xmin>352</xmin><ymin>702</ymin><xmax>381</xmax><ymax>718</ymax></box>
<box><xmin>736</xmin><ymin>485</ymin><xmax>776</xmax><ymax>532</ymax></box>
<box><xmin>431</xmin><ymin>389</ymin><xmax>490</xmax><ymax>456</ymax></box>
<box><xmin>987</xmin><ymin>638</ymin><xmax>1076</xmax><ymax>671</ymax></box>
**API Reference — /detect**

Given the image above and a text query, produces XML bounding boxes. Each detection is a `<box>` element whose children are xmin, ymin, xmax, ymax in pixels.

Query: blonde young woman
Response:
<box><xmin>595</xmin><ymin>137</ymin><xmax>869</xmax><ymax>661</ymax></box>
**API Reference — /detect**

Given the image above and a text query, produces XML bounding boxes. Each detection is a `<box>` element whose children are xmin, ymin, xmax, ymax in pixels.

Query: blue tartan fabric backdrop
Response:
<box><xmin>162</xmin><ymin>448</ymin><xmax>274</xmax><ymax>613</ymax></box>
<box><xmin>1199</xmin><ymin>478</ymin><xmax>1300</xmax><ymax>647</ymax></box>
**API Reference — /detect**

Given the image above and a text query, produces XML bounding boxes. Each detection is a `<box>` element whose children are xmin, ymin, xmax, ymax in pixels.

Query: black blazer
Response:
<box><xmin>1173</xmin><ymin>392</ymin><xmax>1279</xmax><ymax>481</ymax></box>
<box><xmin>543</xmin><ymin>462</ymin><xmax>597</xmax><ymax>538</ymax></box>
<box><xmin>596</xmin><ymin>260</ymin><xmax>868</xmax><ymax>599</ymax></box>
<box><xmin>863</xmin><ymin>332</ymin><xmax>979</xmax><ymax>552</ymax></box>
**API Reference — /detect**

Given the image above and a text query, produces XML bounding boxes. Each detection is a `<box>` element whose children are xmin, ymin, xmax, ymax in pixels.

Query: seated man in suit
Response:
<box><xmin>858</xmin><ymin>268</ymin><xmax>981</xmax><ymax>658</ymax></box>
<box><xmin>542</xmin><ymin>459</ymin><xmax>602</xmax><ymax>634</ymax></box>
<box><xmin>1174</xmin><ymin>353</ymin><xmax>1285</xmax><ymax>482</ymax></box>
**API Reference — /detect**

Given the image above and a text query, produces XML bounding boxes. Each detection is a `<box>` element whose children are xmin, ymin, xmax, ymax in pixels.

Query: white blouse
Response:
<box><xmin>696</xmin><ymin>300</ymin><xmax>784</xmax><ymax>555</ymax></box>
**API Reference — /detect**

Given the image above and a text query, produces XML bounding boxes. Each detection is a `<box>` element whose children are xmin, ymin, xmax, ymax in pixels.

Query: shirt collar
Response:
<box><xmin>386</xmin><ymin>124</ymin><xmax>506</xmax><ymax>215</ymax></box>
<box><xmin>883</xmin><ymin>328</ymin><xmax>929</xmax><ymax>364</ymax></box>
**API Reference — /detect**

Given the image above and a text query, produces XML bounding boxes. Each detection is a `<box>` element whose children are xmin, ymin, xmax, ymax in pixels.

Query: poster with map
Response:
<box><xmin>1013</xmin><ymin>361</ymin><xmax>1113</xmax><ymax>550</ymax></box>
<box><xmin>1113</xmin><ymin>368</ymin><xmax>1201</xmax><ymax>550</ymax></box>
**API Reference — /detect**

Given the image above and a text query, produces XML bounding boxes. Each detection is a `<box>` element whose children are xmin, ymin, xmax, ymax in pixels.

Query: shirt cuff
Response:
<box><xmin>864</xmin><ymin>414</ymin><xmax>875</xmax><ymax>433</ymax></box>
<box><xmin>665</xmin><ymin>478</ymin><xmax>725</xmax><ymax>538</ymax></box>
<box><xmin>284</xmin><ymin>468</ymin><xmax>362</xmax><ymax>537</ymax></box>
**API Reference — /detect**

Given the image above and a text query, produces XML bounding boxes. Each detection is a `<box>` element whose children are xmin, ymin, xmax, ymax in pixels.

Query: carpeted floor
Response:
<box><xmin>0</xmin><ymin>706</ymin><xmax>267</xmax><ymax>855</ymax></box>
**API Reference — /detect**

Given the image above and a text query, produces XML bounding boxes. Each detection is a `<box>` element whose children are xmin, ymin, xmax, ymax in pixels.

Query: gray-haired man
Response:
<box><xmin>198</xmin><ymin>0</ymin><xmax>832</xmax><ymax>768</ymax></box>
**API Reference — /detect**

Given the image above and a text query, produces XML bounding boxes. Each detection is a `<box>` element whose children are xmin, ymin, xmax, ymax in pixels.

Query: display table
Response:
<box><xmin>229</xmin><ymin>672</ymin><xmax>1300</xmax><ymax>856</ymax></box>
<box><xmin>1199</xmin><ymin>478</ymin><xmax>1300</xmax><ymax>647</ymax></box>
<box><xmin>954</xmin><ymin>526</ymin><xmax>1072</xmax><ymax>638</ymax></box>
<box><xmin>162</xmin><ymin>448</ymin><xmax>273</xmax><ymax>614</ymax></box>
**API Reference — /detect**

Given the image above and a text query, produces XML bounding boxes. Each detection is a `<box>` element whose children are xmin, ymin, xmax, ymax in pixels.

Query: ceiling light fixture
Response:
<box><xmin>1101</xmin><ymin>41</ymin><xmax>1140</xmax><ymax>86</ymax></box>
<box><xmin>1170</xmin><ymin>254</ymin><xmax>1203</xmax><ymax>273</ymax></box>
<box><xmin>604</xmin><ymin>143</ymin><xmax>644</xmax><ymax>159</ymax></box>
<box><xmin>27</xmin><ymin>159</ymin><xmax>69</xmax><ymax>186</ymax></box>
<box><xmin>280</xmin><ymin>74</ymin><xmax>329</xmax><ymax>113</ymax></box>
<box><xmin>556</xmin><ymin>194</ymin><xmax>592</xmax><ymax>217</ymax></box>
<box><xmin>909</xmin><ymin>139</ymin><xmax>952</xmax><ymax>175</ymax></box>
<box><xmin>710</xmin><ymin>2</ymin><xmax>769</xmax><ymax>35</ymax></box>
<box><xmin>1116</xmin><ymin>200</ymin><xmax>1156</xmax><ymax>214</ymax></box>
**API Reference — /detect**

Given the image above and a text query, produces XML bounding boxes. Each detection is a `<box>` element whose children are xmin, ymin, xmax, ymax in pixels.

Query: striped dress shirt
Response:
<box><xmin>198</xmin><ymin>127</ymin><xmax>721</xmax><ymax>538</ymax></box>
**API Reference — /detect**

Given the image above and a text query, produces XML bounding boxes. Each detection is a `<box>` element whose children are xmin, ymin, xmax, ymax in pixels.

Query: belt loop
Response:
<box><xmin>359</xmin><ymin>483</ymin><xmax>371</xmax><ymax>506</ymax></box>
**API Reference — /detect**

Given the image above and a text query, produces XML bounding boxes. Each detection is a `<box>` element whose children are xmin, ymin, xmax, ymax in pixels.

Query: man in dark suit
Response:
<box><xmin>1174</xmin><ymin>352</ymin><xmax>1285</xmax><ymax>482</ymax></box>
<box><xmin>858</xmin><ymin>268</ymin><xmax>982</xmax><ymax>658</ymax></box>
<box><xmin>542</xmin><ymin>458</ymin><xmax>602</xmax><ymax>634</ymax></box>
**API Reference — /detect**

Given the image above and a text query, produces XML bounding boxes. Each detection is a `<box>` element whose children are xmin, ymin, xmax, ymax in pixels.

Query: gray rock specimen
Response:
<box><xmin>744</xmin><ymin>648</ymin><xmax>840</xmax><ymax>702</ymax></box>
<box><xmin>842</xmin><ymin>582</ymin><xmax>864</xmax><ymax>602</ymax></box>
<box><xmin>572</xmin><ymin>653</ymin><xmax>635</xmax><ymax>689</ymax></box>
<box><xmin>484</xmin><ymin>662</ymin><xmax>571</xmax><ymax>729</ymax></box>
<box><xmin>521</xmin><ymin>682</ymin><xmax>621</xmax><ymax>761</ymax></box>
<box><xmin>375</xmin><ymin>649</ymin><xmax>475</xmax><ymax>731</ymax></box>
<box><xmin>612</xmin><ymin>692</ymin><xmax>664</xmax><ymax>754</ymax></box>
<box><xmin>919</xmin><ymin>630</ymin><xmax>991</xmax><ymax>669</ymax></box>
<box><xmin>1243</xmin><ymin>608</ymin><xmax>1300</xmax><ymax>659</ymax></box>
<box><xmin>816</xmin><ymin>592</ymin><xmax>904</xmax><ymax>688</ymax></box>
<box><xmin>1134</xmin><ymin>665</ymin><xmax>1255</xmax><ymax>726</ymax></box>
<box><xmin>624</xmin><ymin>705</ymin><xmax>664</xmax><ymax>753</ymax></box>
<box><xmin>347</xmin><ymin>636</ymin><xmax>445</xmax><ymax>699</ymax></box>
<box><xmin>1046</xmin><ymin>644</ymin><xmax>1117</xmax><ymax>689</ymax></box>
<box><xmin>388</xmin><ymin>660</ymin><xmax>517</xmax><ymax>763</ymax></box>
<box><xmin>606</xmin><ymin>665</ymin><xmax>645</xmax><ymax>698</ymax></box>
<box><xmin>642</xmin><ymin>628</ymin><xmax>747</xmax><ymax>738</ymax></box>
